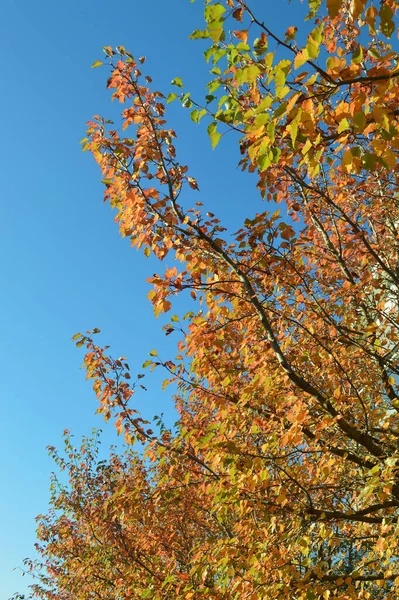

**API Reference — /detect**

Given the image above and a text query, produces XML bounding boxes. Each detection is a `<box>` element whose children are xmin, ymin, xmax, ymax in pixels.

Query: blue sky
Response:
<box><xmin>0</xmin><ymin>1</ymin><xmax>306</xmax><ymax>596</ymax></box>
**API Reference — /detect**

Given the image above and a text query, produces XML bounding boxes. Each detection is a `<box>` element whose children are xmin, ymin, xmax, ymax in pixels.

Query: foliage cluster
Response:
<box><xmin>17</xmin><ymin>1</ymin><xmax>399</xmax><ymax>599</ymax></box>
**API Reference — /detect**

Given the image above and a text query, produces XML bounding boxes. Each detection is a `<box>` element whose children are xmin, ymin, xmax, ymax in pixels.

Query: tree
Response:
<box><xmin>18</xmin><ymin>1</ymin><xmax>399</xmax><ymax>598</ymax></box>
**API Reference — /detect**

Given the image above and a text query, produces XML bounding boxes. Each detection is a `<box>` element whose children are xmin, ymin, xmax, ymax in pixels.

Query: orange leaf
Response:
<box><xmin>233</xmin><ymin>30</ymin><xmax>248</xmax><ymax>44</ymax></box>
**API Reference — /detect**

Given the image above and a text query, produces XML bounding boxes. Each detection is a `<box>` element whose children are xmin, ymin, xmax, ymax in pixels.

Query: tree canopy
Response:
<box><xmin>18</xmin><ymin>1</ymin><xmax>399</xmax><ymax>599</ymax></box>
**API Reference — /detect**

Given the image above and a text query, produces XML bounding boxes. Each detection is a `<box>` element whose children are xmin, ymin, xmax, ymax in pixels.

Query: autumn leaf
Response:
<box><xmin>233</xmin><ymin>30</ymin><xmax>248</xmax><ymax>44</ymax></box>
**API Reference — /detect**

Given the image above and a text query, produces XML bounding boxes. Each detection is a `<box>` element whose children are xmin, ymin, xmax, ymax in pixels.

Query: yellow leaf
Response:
<box><xmin>381</xmin><ymin>149</ymin><xmax>396</xmax><ymax>169</ymax></box>
<box><xmin>342</xmin><ymin>149</ymin><xmax>353</xmax><ymax>172</ymax></box>
<box><xmin>338</xmin><ymin>118</ymin><xmax>350</xmax><ymax>133</ymax></box>
<box><xmin>349</xmin><ymin>0</ymin><xmax>367</xmax><ymax>20</ymax></box>
<box><xmin>294</xmin><ymin>49</ymin><xmax>309</xmax><ymax>70</ymax></box>
<box><xmin>302</xmin><ymin>139</ymin><xmax>312</xmax><ymax>155</ymax></box>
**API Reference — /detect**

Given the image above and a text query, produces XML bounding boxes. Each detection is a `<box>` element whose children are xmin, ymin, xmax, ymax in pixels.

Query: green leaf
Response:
<box><xmin>247</xmin><ymin>64</ymin><xmax>261</xmax><ymax>83</ymax></box>
<box><xmin>91</xmin><ymin>60</ymin><xmax>103</xmax><ymax>68</ymax></box>
<box><xmin>267</xmin><ymin>121</ymin><xmax>275</xmax><ymax>142</ymax></box>
<box><xmin>142</xmin><ymin>360</ymin><xmax>153</xmax><ymax>368</ymax></box>
<box><xmin>167</xmin><ymin>93</ymin><xmax>178</xmax><ymax>103</ymax></box>
<box><xmin>189</xmin><ymin>29</ymin><xmax>209</xmax><ymax>39</ymax></box>
<box><xmin>290</xmin><ymin>119</ymin><xmax>298</xmax><ymax>146</ymax></box>
<box><xmin>204</xmin><ymin>3</ymin><xmax>225</xmax><ymax>23</ymax></box>
<box><xmin>337</xmin><ymin>118</ymin><xmax>350</xmax><ymax>133</ymax></box>
<box><xmin>274</xmin><ymin>68</ymin><xmax>287</xmax><ymax>87</ymax></box>
<box><xmin>208</xmin><ymin>24</ymin><xmax>224</xmax><ymax>43</ymax></box>
<box><xmin>257</xmin><ymin>153</ymin><xmax>271</xmax><ymax>172</ymax></box>
<box><xmin>353</xmin><ymin>111</ymin><xmax>366</xmax><ymax>132</ymax></box>
<box><xmin>381</xmin><ymin>18</ymin><xmax>395</xmax><ymax>38</ymax></box>
<box><xmin>204</xmin><ymin>46</ymin><xmax>216</xmax><ymax>63</ymax></box>
<box><xmin>270</xmin><ymin>147</ymin><xmax>281</xmax><ymax>163</ymax></box>
<box><xmin>369</xmin><ymin>47</ymin><xmax>380</xmax><ymax>59</ymax></box>
<box><xmin>273</xmin><ymin>101</ymin><xmax>288</xmax><ymax>120</ymax></box>
<box><xmin>208</xmin><ymin>79</ymin><xmax>221</xmax><ymax>94</ymax></box>
<box><xmin>306</xmin><ymin>39</ymin><xmax>319</xmax><ymax>60</ymax></box>
<box><xmin>207</xmin><ymin>122</ymin><xmax>222</xmax><ymax>149</ymax></box>
<box><xmin>255</xmin><ymin>96</ymin><xmax>273</xmax><ymax>114</ymax></box>
<box><xmin>236</xmin><ymin>42</ymin><xmax>250</xmax><ymax>52</ymax></box>
<box><xmin>171</xmin><ymin>77</ymin><xmax>183</xmax><ymax>88</ymax></box>
<box><xmin>254</xmin><ymin>113</ymin><xmax>269</xmax><ymax>128</ymax></box>
<box><xmin>191</xmin><ymin>109</ymin><xmax>199</xmax><ymax>123</ymax></box>
<box><xmin>352</xmin><ymin>46</ymin><xmax>363</xmax><ymax>64</ymax></box>
<box><xmin>191</xmin><ymin>108</ymin><xmax>206</xmax><ymax>123</ymax></box>
<box><xmin>181</xmin><ymin>94</ymin><xmax>192</xmax><ymax>108</ymax></box>
<box><xmin>307</xmin><ymin>0</ymin><xmax>322</xmax><ymax>19</ymax></box>
<box><xmin>211</xmin><ymin>47</ymin><xmax>227</xmax><ymax>64</ymax></box>
<box><xmin>234</xmin><ymin>67</ymin><xmax>248</xmax><ymax>86</ymax></box>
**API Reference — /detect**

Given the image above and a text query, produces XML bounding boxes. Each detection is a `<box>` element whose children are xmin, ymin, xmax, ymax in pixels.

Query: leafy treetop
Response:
<box><xmin>19</xmin><ymin>1</ymin><xmax>399</xmax><ymax>599</ymax></box>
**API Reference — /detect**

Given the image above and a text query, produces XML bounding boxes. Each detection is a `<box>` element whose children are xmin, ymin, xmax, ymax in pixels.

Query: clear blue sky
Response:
<box><xmin>0</xmin><ymin>1</ymin><xmax>305</xmax><ymax>596</ymax></box>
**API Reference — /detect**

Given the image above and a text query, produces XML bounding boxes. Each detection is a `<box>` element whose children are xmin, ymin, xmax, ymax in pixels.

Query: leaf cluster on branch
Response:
<box><xmin>17</xmin><ymin>1</ymin><xmax>399</xmax><ymax>599</ymax></box>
